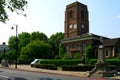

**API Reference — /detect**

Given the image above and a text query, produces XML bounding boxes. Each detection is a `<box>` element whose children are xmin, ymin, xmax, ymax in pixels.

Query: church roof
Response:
<box><xmin>62</xmin><ymin>32</ymin><xmax>120</xmax><ymax>47</ymax></box>
<box><xmin>103</xmin><ymin>38</ymin><xmax>120</xmax><ymax>46</ymax></box>
<box><xmin>62</xmin><ymin>33</ymin><xmax>109</xmax><ymax>43</ymax></box>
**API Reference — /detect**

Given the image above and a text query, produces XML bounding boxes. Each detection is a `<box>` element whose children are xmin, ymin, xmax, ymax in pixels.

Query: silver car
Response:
<box><xmin>30</xmin><ymin>59</ymin><xmax>41</xmax><ymax>67</ymax></box>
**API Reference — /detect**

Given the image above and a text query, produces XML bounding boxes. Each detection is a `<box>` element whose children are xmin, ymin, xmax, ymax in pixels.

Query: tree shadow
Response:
<box><xmin>0</xmin><ymin>71</ymin><xmax>3</xmax><ymax>73</ymax></box>
<box><xmin>11</xmin><ymin>77</ymin><xmax>27</xmax><ymax>80</ymax></box>
<box><xmin>39</xmin><ymin>77</ymin><xmax>62</xmax><ymax>80</ymax></box>
<box><xmin>39</xmin><ymin>77</ymin><xmax>53</xmax><ymax>80</ymax></box>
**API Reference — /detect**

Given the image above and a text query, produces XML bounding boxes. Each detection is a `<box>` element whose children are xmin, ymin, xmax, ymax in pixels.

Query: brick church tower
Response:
<box><xmin>62</xmin><ymin>1</ymin><xmax>120</xmax><ymax>59</ymax></box>
<box><xmin>64</xmin><ymin>1</ymin><xmax>89</xmax><ymax>38</ymax></box>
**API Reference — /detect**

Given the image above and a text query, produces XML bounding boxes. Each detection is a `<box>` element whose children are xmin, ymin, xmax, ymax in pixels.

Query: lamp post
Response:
<box><xmin>11</xmin><ymin>24</ymin><xmax>18</xmax><ymax>69</ymax></box>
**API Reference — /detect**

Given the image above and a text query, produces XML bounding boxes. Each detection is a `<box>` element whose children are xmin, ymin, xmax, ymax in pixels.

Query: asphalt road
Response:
<box><xmin>0</xmin><ymin>68</ymin><xmax>118</xmax><ymax>80</ymax></box>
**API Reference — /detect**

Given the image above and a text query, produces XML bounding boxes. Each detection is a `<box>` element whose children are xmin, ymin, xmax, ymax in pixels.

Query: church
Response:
<box><xmin>61</xmin><ymin>1</ymin><xmax>120</xmax><ymax>59</ymax></box>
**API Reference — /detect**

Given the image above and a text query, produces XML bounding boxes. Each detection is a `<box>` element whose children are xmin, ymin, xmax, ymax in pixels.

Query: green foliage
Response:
<box><xmin>7</xmin><ymin>50</ymin><xmax>16</xmax><ymax>61</ymax></box>
<box><xmin>89</xmin><ymin>59</ymin><xmax>120</xmax><ymax>66</ymax></box>
<box><xmin>0</xmin><ymin>0</ymin><xmax>27</xmax><ymax>23</ymax></box>
<box><xmin>89</xmin><ymin>59</ymin><xmax>97</xmax><ymax>65</ymax></box>
<box><xmin>30</xmin><ymin>31</ymin><xmax>48</xmax><ymax>42</ymax></box>
<box><xmin>106</xmin><ymin>59</ymin><xmax>120</xmax><ymax>65</ymax></box>
<box><xmin>8</xmin><ymin>36</ymin><xmax>16</xmax><ymax>50</ymax></box>
<box><xmin>85</xmin><ymin>46</ymin><xmax>95</xmax><ymax>63</ymax></box>
<box><xmin>62</xmin><ymin>65</ymin><xmax>94</xmax><ymax>71</ymax></box>
<box><xmin>8</xmin><ymin>36</ymin><xmax>20</xmax><ymax>63</ymax></box>
<box><xmin>49</xmin><ymin>32</ymin><xmax>64</xmax><ymax>58</ymax></box>
<box><xmin>33</xmin><ymin>64</ymin><xmax>57</xmax><ymax>70</ymax></box>
<box><xmin>72</xmin><ymin>52</ymin><xmax>81</xmax><ymax>59</ymax></box>
<box><xmin>40</xmin><ymin>59</ymin><xmax>81</xmax><ymax>66</ymax></box>
<box><xmin>0</xmin><ymin>53</ymin><xmax>3</xmax><ymax>61</ymax></box>
<box><xmin>18</xmin><ymin>32</ymin><xmax>30</xmax><ymax>50</ymax></box>
<box><xmin>116</xmin><ymin>53</ymin><xmax>120</xmax><ymax>59</ymax></box>
<box><xmin>8</xmin><ymin>31</ymin><xmax>64</xmax><ymax>63</ymax></box>
<box><xmin>18</xmin><ymin>40</ymin><xmax>51</xmax><ymax>63</ymax></box>
<box><xmin>17</xmin><ymin>54</ymin><xmax>31</xmax><ymax>64</ymax></box>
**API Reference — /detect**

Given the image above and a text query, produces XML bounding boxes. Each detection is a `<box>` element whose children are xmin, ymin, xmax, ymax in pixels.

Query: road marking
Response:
<box><xmin>0</xmin><ymin>75</ymin><xmax>10</xmax><ymax>79</ymax></box>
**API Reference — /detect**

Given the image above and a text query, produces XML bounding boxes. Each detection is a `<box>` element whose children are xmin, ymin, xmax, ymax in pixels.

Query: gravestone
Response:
<box><xmin>88</xmin><ymin>37</ymin><xmax>115</xmax><ymax>77</ymax></box>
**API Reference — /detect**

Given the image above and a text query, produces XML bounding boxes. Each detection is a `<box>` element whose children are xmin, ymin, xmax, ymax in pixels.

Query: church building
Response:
<box><xmin>61</xmin><ymin>1</ymin><xmax>120</xmax><ymax>58</ymax></box>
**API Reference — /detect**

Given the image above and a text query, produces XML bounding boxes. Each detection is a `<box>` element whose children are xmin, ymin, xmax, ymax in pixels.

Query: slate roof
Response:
<box><xmin>62</xmin><ymin>33</ymin><xmax>120</xmax><ymax>47</ymax></box>
<box><xmin>103</xmin><ymin>38</ymin><xmax>120</xmax><ymax>46</ymax></box>
<box><xmin>62</xmin><ymin>33</ymin><xmax>109</xmax><ymax>43</ymax></box>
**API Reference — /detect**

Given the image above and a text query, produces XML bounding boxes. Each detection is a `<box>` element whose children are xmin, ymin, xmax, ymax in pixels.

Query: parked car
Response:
<box><xmin>30</xmin><ymin>59</ymin><xmax>42</xmax><ymax>67</ymax></box>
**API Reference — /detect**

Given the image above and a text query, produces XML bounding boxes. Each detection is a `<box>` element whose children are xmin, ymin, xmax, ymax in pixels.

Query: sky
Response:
<box><xmin>0</xmin><ymin>0</ymin><xmax>120</xmax><ymax>44</ymax></box>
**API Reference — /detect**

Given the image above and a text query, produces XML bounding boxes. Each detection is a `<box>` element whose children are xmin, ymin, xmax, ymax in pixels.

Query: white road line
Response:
<box><xmin>0</xmin><ymin>75</ymin><xmax>10</xmax><ymax>79</ymax></box>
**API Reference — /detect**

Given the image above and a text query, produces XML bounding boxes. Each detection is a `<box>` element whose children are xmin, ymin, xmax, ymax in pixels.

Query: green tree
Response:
<box><xmin>30</xmin><ymin>31</ymin><xmax>48</xmax><ymax>42</ymax></box>
<box><xmin>18</xmin><ymin>32</ymin><xmax>30</xmax><ymax>50</ymax></box>
<box><xmin>0</xmin><ymin>0</ymin><xmax>27</xmax><ymax>23</ymax></box>
<box><xmin>6</xmin><ymin>50</ymin><xmax>16</xmax><ymax>63</ymax></box>
<box><xmin>49</xmin><ymin>32</ymin><xmax>64</xmax><ymax>58</ymax></box>
<box><xmin>8</xmin><ymin>36</ymin><xmax>19</xmax><ymax>63</ymax></box>
<box><xmin>18</xmin><ymin>40</ymin><xmax>51</xmax><ymax>64</ymax></box>
<box><xmin>8</xmin><ymin>36</ymin><xmax>16</xmax><ymax>50</ymax></box>
<box><xmin>85</xmin><ymin>46</ymin><xmax>95</xmax><ymax>64</ymax></box>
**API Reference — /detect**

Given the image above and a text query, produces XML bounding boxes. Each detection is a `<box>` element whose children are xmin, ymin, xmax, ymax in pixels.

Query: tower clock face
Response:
<box><xmin>73</xmin><ymin>24</ymin><xmax>77</xmax><ymax>29</ymax></box>
<box><xmin>69</xmin><ymin>24</ymin><xmax>73</xmax><ymax>29</ymax></box>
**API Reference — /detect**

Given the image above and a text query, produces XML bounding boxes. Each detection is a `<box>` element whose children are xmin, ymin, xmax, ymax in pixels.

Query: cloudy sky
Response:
<box><xmin>0</xmin><ymin>0</ymin><xmax>120</xmax><ymax>44</ymax></box>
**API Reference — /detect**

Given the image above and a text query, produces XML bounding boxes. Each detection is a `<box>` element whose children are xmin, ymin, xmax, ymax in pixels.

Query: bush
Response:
<box><xmin>89</xmin><ymin>59</ymin><xmax>120</xmax><ymax>66</ymax></box>
<box><xmin>72</xmin><ymin>52</ymin><xmax>81</xmax><ymax>59</ymax></box>
<box><xmin>89</xmin><ymin>59</ymin><xmax>97</xmax><ymax>65</ymax></box>
<box><xmin>40</xmin><ymin>59</ymin><xmax>81</xmax><ymax>66</ymax></box>
<box><xmin>33</xmin><ymin>64</ymin><xmax>57</xmax><ymax>70</ymax></box>
<box><xmin>18</xmin><ymin>55</ymin><xmax>32</xmax><ymax>64</ymax></box>
<box><xmin>106</xmin><ymin>59</ymin><xmax>120</xmax><ymax>65</ymax></box>
<box><xmin>62</xmin><ymin>65</ymin><xmax>94</xmax><ymax>71</ymax></box>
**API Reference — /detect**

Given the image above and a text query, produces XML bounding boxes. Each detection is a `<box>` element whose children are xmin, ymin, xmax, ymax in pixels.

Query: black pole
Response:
<box><xmin>15</xmin><ymin>25</ymin><xmax>18</xmax><ymax>69</ymax></box>
<box><xmin>11</xmin><ymin>24</ymin><xmax>18</xmax><ymax>69</ymax></box>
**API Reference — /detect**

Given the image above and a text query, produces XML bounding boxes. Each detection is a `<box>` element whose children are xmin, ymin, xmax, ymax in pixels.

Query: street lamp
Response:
<box><xmin>11</xmin><ymin>24</ymin><xmax>18</xmax><ymax>69</ymax></box>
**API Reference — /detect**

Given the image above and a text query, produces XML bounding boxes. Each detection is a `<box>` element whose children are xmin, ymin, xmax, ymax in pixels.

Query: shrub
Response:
<box><xmin>62</xmin><ymin>65</ymin><xmax>94</xmax><ymax>71</ymax></box>
<box><xmin>106</xmin><ymin>59</ymin><xmax>120</xmax><ymax>65</ymax></box>
<box><xmin>33</xmin><ymin>64</ymin><xmax>57</xmax><ymax>70</ymax></box>
<box><xmin>72</xmin><ymin>52</ymin><xmax>81</xmax><ymax>59</ymax></box>
<box><xmin>40</xmin><ymin>59</ymin><xmax>81</xmax><ymax>66</ymax></box>
<box><xmin>89</xmin><ymin>59</ymin><xmax>120</xmax><ymax>66</ymax></box>
<box><xmin>89</xmin><ymin>59</ymin><xmax>97</xmax><ymax>65</ymax></box>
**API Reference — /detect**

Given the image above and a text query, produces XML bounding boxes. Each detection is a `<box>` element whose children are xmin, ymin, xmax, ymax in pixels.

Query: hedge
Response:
<box><xmin>40</xmin><ymin>59</ymin><xmax>81</xmax><ymax>66</ymax></box>
<box><xmin>33</xmin><ymin>64</ymin><xmax>57</xmax><ymax>70</ymax></box>
<box><xmin>62</xmin><ymin>65</ymin><xmax>94</xmax><ymax>71</ymax></box>
<box><xmin>89</xmin><ymin>59</ymin><xmax>120</xmax><ymax>65</ymax></box>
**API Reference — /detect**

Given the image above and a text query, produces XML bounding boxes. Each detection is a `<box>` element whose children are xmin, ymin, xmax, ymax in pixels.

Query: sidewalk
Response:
<box><xmin>6</xmin><ymin>65</ymin><xmax>87</xmax><ymax>77</ymax></box>
<box><xmin>1</xmin><ymin>64</ymin><xmax>120</xmax><ymax>79</ymax></box>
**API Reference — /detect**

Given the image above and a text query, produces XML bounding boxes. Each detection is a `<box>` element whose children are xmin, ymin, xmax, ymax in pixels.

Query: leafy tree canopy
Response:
<box><xmin>0</xmin><ymin>0</ymin><xmax>27</xmax><ymax>23</ymax></box>
<box><xmin>49</xmin><ymin>32</ymin><xmax>64</xmax><ymax>57</ymax></box>
<box><xmin>18</xmin><ymin>32</ymin><xmax>30</xmax><ymax>50</ymax></box>
<box><xmin>85</xmin><ymin>46</ymin><xmax>95</xmax><ymax>63</ymax></box>
<box><xmin>30</xmin><ymin>31</ymin><xmax>48</xmax><ymax>42</ymax></box>
<box><xmin>8</xmin><ymin>36</ymin><xmax>16</xmax><ymax>50</ymax></box>
<box><xmin>18</xmin><ymin>40</ymin><xmax>51</xmax><ymax>63</ymax></box>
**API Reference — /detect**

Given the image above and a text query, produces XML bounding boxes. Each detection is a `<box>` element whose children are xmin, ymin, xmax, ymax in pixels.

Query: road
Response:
<box><xmin>0</xmin><ymin>68</ymin><xmax>112</xmax><ymax>80</ymax></box>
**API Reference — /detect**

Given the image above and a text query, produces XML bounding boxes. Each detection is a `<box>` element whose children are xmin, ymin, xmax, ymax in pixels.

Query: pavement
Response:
<box><xmin>0</xmin><ymin>64</ymin><xmax>120</xmax><ymax>79</ymax></box>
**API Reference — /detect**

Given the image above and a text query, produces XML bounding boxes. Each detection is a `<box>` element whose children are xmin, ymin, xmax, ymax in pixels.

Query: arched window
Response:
<box><xmin>69</xmin><ymin>10</ymin><xmax>73</xmax><ymax>18</ymax></box>
<box><xmin>81</xmin><ymin>10</ymin><xmax>84</xmax><ymax>19</ymax></box>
